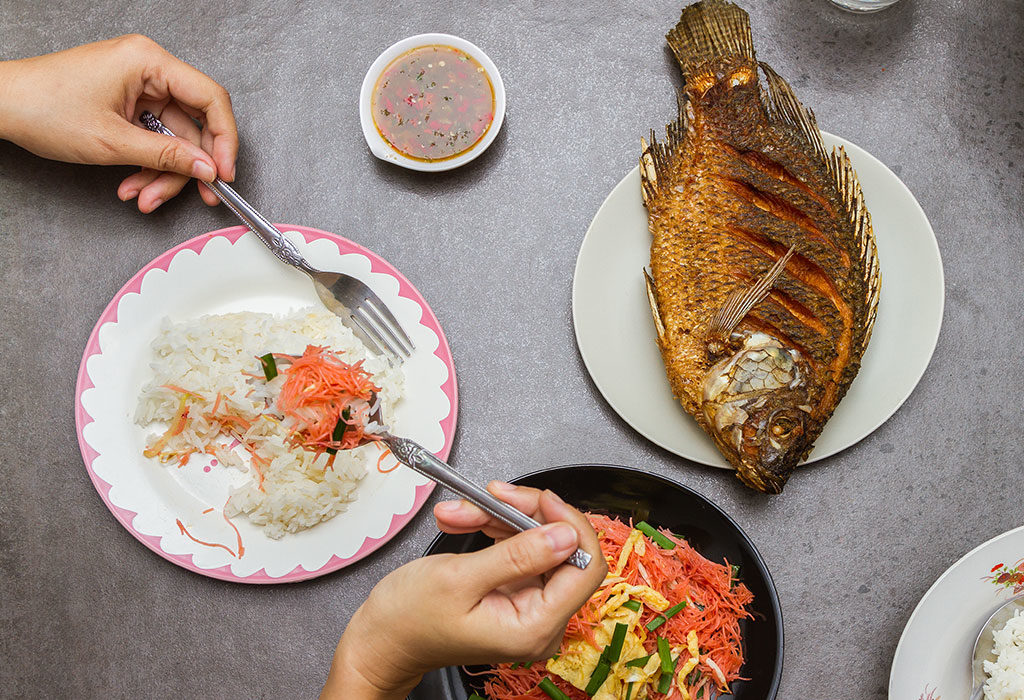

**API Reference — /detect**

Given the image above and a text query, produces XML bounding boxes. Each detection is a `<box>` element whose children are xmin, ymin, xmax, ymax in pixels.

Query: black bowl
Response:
<box><xmin>409</xmin><ymin>464</ymin><xmax>783</xmax><ymax>700</ymax></box>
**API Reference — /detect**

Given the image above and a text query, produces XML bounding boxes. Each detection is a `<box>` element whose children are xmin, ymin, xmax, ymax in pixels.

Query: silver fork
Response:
<box><xmin>139</xmin><ymin>111</ymin><xmax>414</xmax><ymax>365</ymax></box>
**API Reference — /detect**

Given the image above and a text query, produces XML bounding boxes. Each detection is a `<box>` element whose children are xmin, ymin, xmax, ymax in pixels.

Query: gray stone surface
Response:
<box><xmin>1</xmin><ymin>0</ymin><xmax>1022</xmax><ymax>698</ymax></box>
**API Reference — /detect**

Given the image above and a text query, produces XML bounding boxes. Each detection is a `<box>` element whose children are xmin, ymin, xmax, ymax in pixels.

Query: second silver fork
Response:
<box><xmin>139</xmin><ymin>111</ymin><xmax>414</xmax><ymax>365</ymax></box>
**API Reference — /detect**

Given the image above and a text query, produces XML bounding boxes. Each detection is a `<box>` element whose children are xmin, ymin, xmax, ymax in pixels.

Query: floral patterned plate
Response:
<box><xmin>889</xmin><ymin>526</ymin><xmax>1024</xmax><ymax>699</ymax></box>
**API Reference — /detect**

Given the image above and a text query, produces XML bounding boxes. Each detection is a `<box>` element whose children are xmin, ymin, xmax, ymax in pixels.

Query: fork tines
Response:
<box><xmin>351</xmin><ymin>296</ymin><xmax>415</xmax><ymax>365</ymax></box>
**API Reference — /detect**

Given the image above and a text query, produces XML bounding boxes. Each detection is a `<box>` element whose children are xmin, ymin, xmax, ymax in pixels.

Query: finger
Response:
<box><xmin>137</xmin><ymin>171</ymin><xmax>190</xmax><ymax>213</ymax></box>
<box><xmin>104</xmin><ymin>118</ymin><xmax>217</xmax><ymax>181</ymax></box>
<box><xmin>149</xmin><ymin>101</ymin><xmax>203</xmax><ymax>146</ymax></box>
<box><xmin>156</xmin><ymin>58</ymin><xmax>238</xmax><ymax>180</ymax></box>
<box><xmin>535</xmin><ymin>491</ymin><xmax>607</xmax><ymax>614</ymax></box>
<box><xmin>197</xmin><ymin>180</ymin><xmax>220</xmax><ymax>206</ymax></box>
<box><xmin>151</xmin><ymin>101</ymin><xmax>222</xmax><ymax>207</ymax></box>
<box><xmin>433</xmin><ymin>483</ymin><xmax>545</xmax><ymax>533</ymax></box>
<box><xmin>198</xmin><ymin>125</ymin><xmax>223</xmax><ymax>205</ymax></box>
<box><xmin>118</xmin><ymin>168</ymin><xmax>160</xmax><ymax>201</ymax></box>
<box><xmin>198</xmin><ymin>116</ymin><xmax>232</xmax><ymax>184</ymax></box>
<box><xmin>458</xmin><ymin>522</ymin><xmax>580</xmax><ymax>597</ymax></box>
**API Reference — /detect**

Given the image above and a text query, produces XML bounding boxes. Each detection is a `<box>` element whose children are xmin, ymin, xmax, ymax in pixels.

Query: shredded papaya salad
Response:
<box><xmin>142</xmin><ymin>344</ymin><xmax>383</xmax><ymax>474</ymax></box>
<box><xmin>475</xmin><ymin>514</ymin><xmax>753</xmax><ymax>700</ymax></box>
<box><xmin>272</xmin><ymin>345</ymin><xmax>383</xmax><ymax>458</ymax></box>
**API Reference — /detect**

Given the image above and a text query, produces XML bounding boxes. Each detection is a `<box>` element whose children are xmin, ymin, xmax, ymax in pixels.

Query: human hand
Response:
<box><xmin>0</xmin><ymin>34</ymin><xmax>237</xmax><ymax>213</ymax></box>
<box><xmin>322</xmin><ymin>483</ymin><xmax>607</xmax><ymax>700</ymax></box>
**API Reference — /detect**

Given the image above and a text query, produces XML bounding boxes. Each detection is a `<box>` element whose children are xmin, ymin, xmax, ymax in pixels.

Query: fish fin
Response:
<box><xmin>640</xmin><ymin>138</ymin><xmax>657</xmax><ymax>206</ymax></box>
<box><xmin>666</xmin><ymin>0</ymin><xmax>755</xmax><ymax>78</ymax></box>
<box><xmin>642</xmin><ymin>92</ymin><xmax>691</xmax><ymax>206</ymax></box>
<box><xmin>643</xmin><ymin>268</ymin><xmax>667</xmax><ymax>345</ymax></box>
<box><xmin>758</xmin><ymin>61</ymin><xmax>828</xmax><ymax>164</ymax></box>
<box><xmin>760</xmin><ymin>60</ymin><xmax>880</xmax><ymax>358</ymax></box>
<box><xmin>831</xmin><ymin>146</ymin><xmax>880</xmax><ymax>356</ymax></box>
<box><xmin>706</xmin><ymin>246</ymin><xmax>796</xmax><ymax>344</ymax></box>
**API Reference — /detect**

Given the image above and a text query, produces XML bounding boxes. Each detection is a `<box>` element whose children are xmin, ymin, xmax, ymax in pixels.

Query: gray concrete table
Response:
<box><xmin>2</xmin><ymin>1</ymin><xmax>1021</xmax><ymax>697</ymax></box>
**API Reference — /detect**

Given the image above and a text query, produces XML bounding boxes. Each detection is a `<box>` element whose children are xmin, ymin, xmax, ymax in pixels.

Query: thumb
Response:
<box><xmin>106</xmin><ymin>120</ymin><xmax>217</xmax><ymax>181</ymax></box>
<box><xmin>462</xmin><ymin>523</ymin><xmax>579</xmax><ymax>595</ymax></box>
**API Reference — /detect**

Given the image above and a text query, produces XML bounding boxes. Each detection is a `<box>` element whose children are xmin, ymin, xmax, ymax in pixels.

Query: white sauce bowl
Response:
<box><xmin>359</xmin><ymin>33</ymin><xmax>506</xmax><ymax>172</ymax></box>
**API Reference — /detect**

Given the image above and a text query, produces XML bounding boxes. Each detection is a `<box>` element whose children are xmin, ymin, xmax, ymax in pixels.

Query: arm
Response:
<box><xmin>0</xmin><ymin>34</ymin><xmax>237</xmax><ymax>212</ymax></box>
<box><xmin>321</xmin><ymin>484</ymin><xmax>607</xmax><ymax>699</ymax></box>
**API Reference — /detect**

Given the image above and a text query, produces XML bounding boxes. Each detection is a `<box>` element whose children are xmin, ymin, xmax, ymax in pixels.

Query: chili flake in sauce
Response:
<box><xmin>371</xmin><ymin>45</ymin><xmax>495</xmax><ymax>162</ymax></box>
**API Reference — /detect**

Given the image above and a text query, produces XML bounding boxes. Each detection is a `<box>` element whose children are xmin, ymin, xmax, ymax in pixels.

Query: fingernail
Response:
<box><xmin>121</xmin><ymin>189</ymin><xmax>139</xmax><ymax>202</ymax></box>
<box><xmin>149</xmin><ymin>198</ymin><xmax>164</xmax><ymax>211</ymax></box>
<box><xmin>228</xmin><ymin>164</ymin><xmax>236</xmax><ymax>181</ymax></box>
<box><xmin>192</xmin><ymin>160</ymin><xmax>216</xmax><ymax>182</ymax></box>
<box><xmin>435</xmin><ymin>501</ymin><xmax>461</xmax><ymax>513</ymax></box>
<box><xmin>491</xmin><ymin>481</ymin><xmax>515</xmax><ymax>493</ymax></box>
<box><xmin>545</xmin><ymin>489</ymin><xmax>566</xmax><ymax>505</ymax></box>
<box><xmin>544</xmin><ymin>524</ymin><xmax>577</xmax><ymax>553</ymax></box>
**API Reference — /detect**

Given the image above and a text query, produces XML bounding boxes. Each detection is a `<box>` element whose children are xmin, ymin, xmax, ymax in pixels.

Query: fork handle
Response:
<box><xmin>138</xmin><ymin>111</ymin><xmax>317</xmax><ymax>275</ymax></box>
<box><xmin>384</xmin><ymin>435</ymin><xmax>593</xmax><ymax>571</ymax></box>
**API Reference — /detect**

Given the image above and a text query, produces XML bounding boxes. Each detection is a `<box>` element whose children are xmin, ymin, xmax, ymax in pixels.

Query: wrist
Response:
<box><xmin>0</xmin><ymin>60</ymin><xmax>17</xmax><ymax>141</ymax></box>
<box><xmin>322</xmin><ymin>615</ymin><xmax>423</xmax><ymax>700</ymax></box>
<box><xmin>0</xmin><ymin>57</ymin><xmax>35</xmax><ymax>145</ymax></box>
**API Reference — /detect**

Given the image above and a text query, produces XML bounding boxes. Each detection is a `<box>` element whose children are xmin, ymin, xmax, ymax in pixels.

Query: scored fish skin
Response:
<box><xmin>641</xmin><ymin>0</ymin><xmax>879</xmax><ymax>494</ymax></box>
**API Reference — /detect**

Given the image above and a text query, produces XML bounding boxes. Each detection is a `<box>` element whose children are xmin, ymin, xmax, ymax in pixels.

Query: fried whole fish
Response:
<box><xmin>641</xmin><ymin>0</ymin><xmax>879</xmax><ymax>493</ymax></box>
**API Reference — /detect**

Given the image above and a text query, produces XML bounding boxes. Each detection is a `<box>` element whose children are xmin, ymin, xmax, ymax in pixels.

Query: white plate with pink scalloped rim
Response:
<box><xmin>75</xmin><ymin>225</ymin><xmax>457</xmax><ymax>583</ymax></box>
<box><xmin>889</xmin><ymin>526</ymin><xmax>1024</xmax><ymax>699</ymax></box>
<box><xmin>572</xmin><ymin>132</ymin><xmax>944</xmax><ymax>469</ymax></box>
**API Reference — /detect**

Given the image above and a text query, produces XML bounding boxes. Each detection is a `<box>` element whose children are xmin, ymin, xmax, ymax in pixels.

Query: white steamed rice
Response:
<box><xmin>135</xmin><ymin>307</ymin><xmax>404</xmax><ymax>539</ymax></box>
<box><xmin>984</xmin><ymin>608</ymin><xmax>1024</xmax><ymax>700</ymax></box>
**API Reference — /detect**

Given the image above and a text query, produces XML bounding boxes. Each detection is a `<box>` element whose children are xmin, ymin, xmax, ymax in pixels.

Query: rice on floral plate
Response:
<box><xmin>890</xmin><ymin>526</ymin><xmax>1024</xmax><ymax>699</ymax></box>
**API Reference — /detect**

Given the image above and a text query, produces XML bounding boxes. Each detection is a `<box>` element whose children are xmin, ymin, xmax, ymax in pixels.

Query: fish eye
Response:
<box><xmin>768</xmin><ymin>413</ymin><xmax>799</xmax><ymax>439</ymax></box>
<box><xmin>728</xmin><ymin>67</ymin><xmax>755</xmax><ymax>87</ymax></box>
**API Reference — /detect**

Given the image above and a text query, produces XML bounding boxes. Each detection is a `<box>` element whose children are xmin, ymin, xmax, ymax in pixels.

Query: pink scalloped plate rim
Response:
<box><xmin>74</xmin><ymin>224</ymin><xmax>458</xmax><ymax>584</ymax></box>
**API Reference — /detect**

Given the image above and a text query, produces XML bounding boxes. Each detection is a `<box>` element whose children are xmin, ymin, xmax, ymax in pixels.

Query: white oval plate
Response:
<box><xmin>75</xmin><ymin>225</ymin><xmax>458</xmax><ymax>583</ymax></box>
<box><xmin>572</xmin><ymin>133</ymin><xmax>944</xmax><ymax>468</ymax></box>
<box><xmin>890</xmin><ymin>527</ymin><xmax>1024</xmax><ymax>699</ymax></box>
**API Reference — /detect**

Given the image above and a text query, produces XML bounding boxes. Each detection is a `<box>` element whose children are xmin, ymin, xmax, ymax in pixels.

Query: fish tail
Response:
<box><xmin>666</xmin><ymin>0</ymin><xmax>755</xmax><ymax>79</ymax></box>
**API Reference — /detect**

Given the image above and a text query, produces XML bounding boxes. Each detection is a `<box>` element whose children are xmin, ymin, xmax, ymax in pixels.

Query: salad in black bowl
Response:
<box><xmin>410</xmin><ymin>464</ymin><xmax>783</xmax><ymax>700</ymax></box>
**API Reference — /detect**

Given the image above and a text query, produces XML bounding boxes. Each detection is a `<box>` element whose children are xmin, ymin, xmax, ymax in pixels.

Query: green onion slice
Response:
<box><xmin>658</xmin><ymin>658</ymin><xmax>677</xmax><ymax>694</ymax></box>
<box><xmin>258</xmin><ymin>353</ymin><xmax>277</xmax><ymax>381</ymax></box>
<box><xmin>635</xmin><ymin>521</ymin><xmax>676</xmax><ymax>550</ymax></box>
<box><xmin>468</xmin><ymin>694</ymin><xmax>488</xmax><ymax>700</ymax></box>
<box><xmin>604</xmin><ymin>622</ymin><xmax>628</xmax><ymax>665</ymax></box>
<box><xmin>625</xmin><ymin>682</ymin><xmax>635</xmax><ymax>700</ymax></box>
<box><xmin>657</xmin><ymin>636</ymin><xmax>674</xmax><ymax>674</ymax></box>
<box><xmin>624</xmin><ymin>654</ymin><xmax>652</xmax><ymax>668</ymax></box>
<box><xmin>538</xmin><ymin>678</ymin><xmax>571</xmax><ymax>700</ymax></box>
<box><xmin>645</xmin><ymin>600</ymin><xmax>688</xmax><ymax>631</ymax></box>
<box><xmin>621</xmin><ymin>600</ymin><xmax>642</xmax><ymax>612</ymax></box>
<box><xmin>324</xmin><ymin>407</ymin><xmax>351</xmax><ymax>455</ymax></box>
<box><xmin>584</xmin><ymin>662</ymin><xmax>611</xmax><ymax>696</ymax></box>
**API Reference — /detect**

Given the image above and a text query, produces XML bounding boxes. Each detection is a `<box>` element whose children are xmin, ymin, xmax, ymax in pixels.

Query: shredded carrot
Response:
<box><xmin>143</xmin><ymin>396</ymin><xmax>191</xmax><ymax>458</ymax></box>
<box><xmin>222</xmin><ymin>504</ymin><xmax>245</xmax><ymax>558</ymax></box>
<box><xmin>376</xmin><ymin>446</ymin><xmax>398</xmax><ymax>473</ymax></box>
<box><xmin>161</xmin><ymin>384</ymin><xmax>204</xmax><ymax>399</ymax></box>
<box><xmin>175</xmin><ymin>519</ymin><xmax>239</xmax><ymax>558</ymax></box>
<box><xmin>276</xmin><ymin>345</ymin><xmax>382</xmax><ymax>454</ymax></box>
<box><xmin>481</xmin><ymin>514</ymin><xmax>754</xmax><ymax>700</ymax></box>
<box><xmin>210</xmin><ymin>391</ymin><xmax>224</xmax><ymax>415</ymax></box>
<box><xmin>202</xmin><ymin>508</ymin><xmax>214</xmax><ymax>514</ymax></box>
<box><xmin>219</xmin><ymin>413</ymin><xmax>252</xmax><ymax>431</ymax></box>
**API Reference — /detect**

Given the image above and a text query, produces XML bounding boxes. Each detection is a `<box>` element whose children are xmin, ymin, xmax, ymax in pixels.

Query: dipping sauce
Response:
<box><xmin>371</xmin><ymin>45</ymin><xmax>495</xmax><ymax>162</ymax></box>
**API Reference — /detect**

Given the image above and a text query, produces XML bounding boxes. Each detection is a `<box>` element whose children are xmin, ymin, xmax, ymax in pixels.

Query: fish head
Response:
<box><xmin>701</xmin><ymin>332</ymin><xmax>813</xmax><ymax>493</ymax></box>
